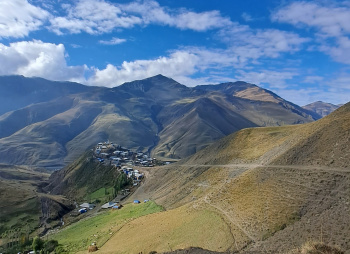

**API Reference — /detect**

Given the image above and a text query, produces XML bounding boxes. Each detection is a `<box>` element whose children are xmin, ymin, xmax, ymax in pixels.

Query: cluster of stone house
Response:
<box><xmin>94</xmin><ymin>141</ymin><xmax>156</xmax><ymax>168</ymax></box>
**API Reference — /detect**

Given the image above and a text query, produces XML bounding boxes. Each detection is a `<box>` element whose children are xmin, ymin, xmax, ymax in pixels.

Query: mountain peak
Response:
<box><xmin>302</xmin><ymin>101</ymin><xmax>340</xmax><ymax>118</ymax></box>
<box><xmin>117</xmin><ymin>74</ymin><xmax>195</xmax><ymax>103</ymax></box>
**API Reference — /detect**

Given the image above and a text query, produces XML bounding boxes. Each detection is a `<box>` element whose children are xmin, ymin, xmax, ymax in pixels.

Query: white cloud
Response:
<box><xmin>272</xmin><ymin>1</ymin><xmax>350</xmax><ymax>65</ymax></box>
<box><xmin>276</xmin><ymin>86</ymin><xmax>350</xmax><ymax>106</ymax></box>
<box><xmin>99</xmin><ymin>37</ymin><xmax>127</xmax><ymax>45</ymax></box>
<box><xmin>87</xmin><ymin>50</ymin><xmax>200</xmax><ymax>87</ymax></box>
<box><xmin>49</xmin><ymin>0</ymin><xmax>143</xmax><ymax>35</ymax></box>
<box><xmin>303</xmin><ymin>75</ymin><xmax>324</xmax><ymax>84</ymax></box>
<box><xmin>0</xmin><ymin>40</ymin><xmax>85</xmax><ymax>82</ymax></box>
<box><xmin>86</xmin><ymin>46</ymin><xmax>252</xmax><ymax>87</ymax></box>
<box><xmin>49</xmin><ymin>0</ymin><xmax>232</xmax><ymax>35</ymax></box>
<box><xmin>241</xmin><ymin>12</ymin><xmax>253</xmax><ymax>22</ymax></box>
<box><xmin>120</xmin><ymin>0</ymin><xmax>232</xmax><ymax>31</ymax></box>
<box><xmin>219</xmin><ymin>25</ymin><xmax>309</xmax><ymax>66</ymax></box>
<box><xmin>272</xmin><ymin>1</ymin><xmax>350</xmax><ymax>37</ymax></box>
<box><xmin>319</xmin><ymin>36</ymin><xmax>350</xmax><ymax>64</ymax></box>
<box><xmin>172</xmin><ymin>10</ymin><xmax>232</xmax><ymax>31</ymax></box>
<box><xmin>235</xmin><ymin>69</ymin><xmax>298</xmax><ymax>89</ymax></box>
<box><xmin>0</xmin><ymin>0</ymin><xmax>49</xmax><ymax>38</ymax></box>
<box><xmin>328</xmin><ymin>73</ymin><xmax>350</xmax><ymax>90</ymax></box>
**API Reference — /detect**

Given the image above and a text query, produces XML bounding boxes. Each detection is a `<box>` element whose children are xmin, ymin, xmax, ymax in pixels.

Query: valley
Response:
<box><xmin>1</xmin><ymin>0</ymin><xmax>350</xmax><ymax>253</ymax></box>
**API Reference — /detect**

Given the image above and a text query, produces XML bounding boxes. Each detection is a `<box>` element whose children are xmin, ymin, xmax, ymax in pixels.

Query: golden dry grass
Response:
<box><xmin>97</xmin><ymin>204</ymin><xmax>233</xmax><ymax>254</ymax></box>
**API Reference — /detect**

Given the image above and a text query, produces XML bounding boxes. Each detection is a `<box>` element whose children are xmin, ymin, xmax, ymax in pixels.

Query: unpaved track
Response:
<box><xmin>183</xmin><ymin>163</ymin><xmax>350</xmax><ymax>173</ymax></box>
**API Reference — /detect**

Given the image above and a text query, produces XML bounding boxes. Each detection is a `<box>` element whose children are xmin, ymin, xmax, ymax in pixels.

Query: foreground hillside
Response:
<box><xmin>0</xmin><ymin>165</ymin><xmax>72</xmax><ymax>238</ymax></box>
<box><xmin>94</xmin><ymin>102</ymin><xmax>350</xmax><ymax>253</ymax></box>
<box><xmin>0</xmin><ymin>75</ymin><xmax>316</xmax><ymax>167</ymax></box>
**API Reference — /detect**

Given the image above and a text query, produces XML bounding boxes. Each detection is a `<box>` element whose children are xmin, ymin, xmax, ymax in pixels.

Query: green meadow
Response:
<box><xmin>50</xmin><ymin>201</ymin><xmax>163</xmax><ymax>253</ymax></box>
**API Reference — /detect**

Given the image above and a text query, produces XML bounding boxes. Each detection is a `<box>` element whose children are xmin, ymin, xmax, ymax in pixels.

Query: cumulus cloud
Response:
<box><xmin>49</xmin><ymin>0</ymin><xmax>232</xmax><ymax>35</ymax></box>
<box><xmin>0</xmin><ymin>40</ymin><xmax>85</xmax><ymax>82</ymax></box>
<box><xmin>0</xmin><ymin>0</ymin><xmax>49</xmax><ymax>38</ymax></box>
<box><xmin>272</xmin><ymin>1</ymin><xmax>350</xmax><ymax>65</ymax></box>
<box><xmin>319</xmin><ymin>36</ymin><xmax>350</xmax><ymax>64</ymax></box>
<box><xmin>272</xmin><ymin>1</ymin><xmax>350</xmax><ymax>37</ymax></box>
<box><xmin>87</xmin><ymin>51</ymin><xmax>200</xmax><ymax>87</ymax></box>
<box><xmin>120</xmin><ymin>0</ymin><xmax>232</xmax><ymax>31</ymax></box>
<box><xmin>99</xmin><ymin>37</ymin><xmax>127</xmax><ymax>45</ymax></box>
<box><xmin>86</xmin><ymin>46</ymin><xmax>256</xmax><ymax>87</ymax></box>
<box><xmin>50</xmin><ymin>0</ymin><xmax>142</xmax><ymax>35</ymax></box>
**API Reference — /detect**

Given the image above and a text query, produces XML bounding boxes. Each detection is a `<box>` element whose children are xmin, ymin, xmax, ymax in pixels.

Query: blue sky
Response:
<box><xmin>0</xmin><ymin>0</ymin><xmax>350</xmax><ymax>106</ymax></box>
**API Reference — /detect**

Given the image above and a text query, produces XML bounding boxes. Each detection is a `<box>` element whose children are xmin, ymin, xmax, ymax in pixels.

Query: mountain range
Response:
<box><xmin>0</xmin><ymin>75</ymin><xmax>319</xmax><ymax>167</ymax></box>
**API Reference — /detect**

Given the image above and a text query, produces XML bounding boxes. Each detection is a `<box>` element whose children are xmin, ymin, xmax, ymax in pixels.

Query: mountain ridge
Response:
<box><xmin>0</xmin><ymin>75</ymin><xmax>319</xmax><ymax>167</ymax></box>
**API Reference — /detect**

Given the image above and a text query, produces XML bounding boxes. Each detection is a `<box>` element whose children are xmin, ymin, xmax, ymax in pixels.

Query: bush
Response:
<box><xmin>32</xmin><ymin>236</ymin><xmax>44</xmax><ymax>253</ymax></box>
<box><xmin>44</xmin><ymin>239</ymin><xmax>58</xmax><ymax>253</ymax></box>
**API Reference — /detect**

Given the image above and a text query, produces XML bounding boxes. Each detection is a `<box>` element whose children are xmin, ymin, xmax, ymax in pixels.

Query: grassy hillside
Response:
<box><xmin>50</xmin><ymin>201</ymin><xmax>164</xmax><ymax>253</ymax></box>
<box><xmin>33</xmin><ymin>102</ymin><xmax>349</xmax><ymax>254</ymax></box>
<box><xmin>98</xmin><ymin>204</ymin><xmax>233</xmax><ymax>254</ymax></box>
<box><xmin>120</xmin><ymin>102</ymin><xmax>350</xmax><ymax>253</ymax></box>
<box><xmin>0</xmin><ymin>165</ymin><xmax>48</xmax><ymax>234</ymax></box>
<box><xmin>45</xmin><ymin>151</ymin><xmax>130</xmax><ymax>202</ymax></box>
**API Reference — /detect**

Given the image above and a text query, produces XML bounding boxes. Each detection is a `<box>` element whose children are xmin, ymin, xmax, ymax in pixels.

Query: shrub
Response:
<box><xmin>32</xmin><ymin>236</ymin><xmax>44</xmax><ymax>253</ymax></box>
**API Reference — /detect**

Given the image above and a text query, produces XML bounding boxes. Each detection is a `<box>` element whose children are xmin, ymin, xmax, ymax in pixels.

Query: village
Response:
<box><xmin>76</xmin><ymin>141</ymin><xmax>165</xmax><ymax>215</ymax></box>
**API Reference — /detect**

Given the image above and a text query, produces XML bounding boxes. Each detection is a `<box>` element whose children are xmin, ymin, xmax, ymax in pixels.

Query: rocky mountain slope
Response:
<box><xmin>117</xmin><ymin>102</ymin><xmax>350</xmax><ymax>253</ymax></box>
<box><xmin>0</xmin><ymin>75</ymin><xmax>318</xmax><ymax>167</ymax></box>
<box><xmin>303</xmin><ymin>101</ymin><xmax>340</xmax><ymax>118</ymax></box>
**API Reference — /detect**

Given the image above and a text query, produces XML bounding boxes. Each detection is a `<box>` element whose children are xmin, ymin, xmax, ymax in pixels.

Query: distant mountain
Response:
<box><xmin>0</xmin><ymin>75</ymin><xmax>318</xmax><ymax>167</ymax></box>
<box><xmin>302</xmin><ymin>101</ymin><xmax>340</xmax><ymax>118</ymax></box>
<box><xmin>0</xmin><ymin>75</ymin><xmax>93</xmax><ymax>115</ymax></box>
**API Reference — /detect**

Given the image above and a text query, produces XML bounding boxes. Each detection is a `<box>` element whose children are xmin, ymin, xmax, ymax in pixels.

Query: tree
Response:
<box><xmin>44</xmin><ymin>239</ymin><xmax>58</xmax><ymax>253</ymax></box>
<box><xmin>32</xmin><ymin>236</ymin><xmax>44</xmax><ymax>253</ymax></box>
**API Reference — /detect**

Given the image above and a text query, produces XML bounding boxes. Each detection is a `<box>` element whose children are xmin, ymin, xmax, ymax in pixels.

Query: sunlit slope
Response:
<box><xmin>98</xmin><ymin>205</ymin><xmax>233</xmax><ymax>254</ymax></box>
<box><xmin>125</xmin><ymin>102</ymin><xmax>350</xmax><ymax>253</ymax></box>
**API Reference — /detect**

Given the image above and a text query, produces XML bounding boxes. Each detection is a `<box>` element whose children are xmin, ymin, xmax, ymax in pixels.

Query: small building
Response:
<box><xmin>79</xmin><ymin>208</ymin><xmax>87</xmax><ymax>214</ymax></box>
<box><xmin>101</xmin><ymin>202</ymin><xmax>117</xmax><ymax>209</ymax></box>
<box><xmin>133</xmin><ymin>200</ymin><xmax>140</xmax><ymax>204</ymax></box>
<box><xmin>112</xmin><ymin>204</ymin><xmax>122</xmax><ymax>209</ymax></box>
<box><xmin>79</xmin><ymin>203</ymin><xmax>95</xmax><ymax>209</ymax></box>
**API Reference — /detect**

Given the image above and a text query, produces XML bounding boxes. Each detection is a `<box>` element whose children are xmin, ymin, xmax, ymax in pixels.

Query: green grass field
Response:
<box><xmin>50</xmin><ymin>201</ymin><xmax>163</xmax><ymax>253</ymax></box>
<box><xmin>85</xmin><ymin>187</ymin><xmax>115</xmax><ymax>203</ymax></box>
